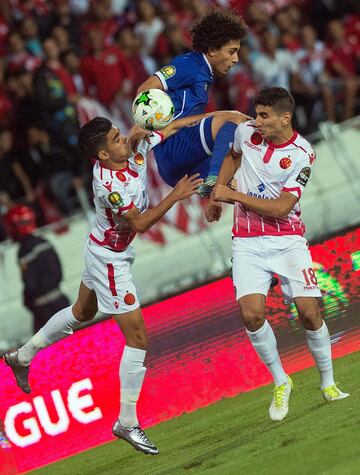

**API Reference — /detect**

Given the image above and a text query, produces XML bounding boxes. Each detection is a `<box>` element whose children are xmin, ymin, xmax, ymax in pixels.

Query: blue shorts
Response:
<box><xmin>153</xmin><ymin>117</ymin><xmax>214</xmax><ymax>187</ymax></box>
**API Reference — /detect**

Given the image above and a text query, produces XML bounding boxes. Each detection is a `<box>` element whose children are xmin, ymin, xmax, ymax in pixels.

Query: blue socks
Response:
<box><xmin>208</xmin><ymin>122</ymin><xmax>237</xmax><ymax>177</ymax></box>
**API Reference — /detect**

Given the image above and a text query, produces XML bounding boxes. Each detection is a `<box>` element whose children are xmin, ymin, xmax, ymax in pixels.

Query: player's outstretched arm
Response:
<box><xmin>212</xmin><ymin>188</ymin><xmax>299</xmax><ymax>219</ymax></box>
<box><xmin>136</xmin><ymin>75</ymin><xmax>164</xmax><ymax>95</ymax></box>
<box><xmin>122</xmin><ymin>174</ymin><xmax>204</xmax><ymax>233</ymax></box>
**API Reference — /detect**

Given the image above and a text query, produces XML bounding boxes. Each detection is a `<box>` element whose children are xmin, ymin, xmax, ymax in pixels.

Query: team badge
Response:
<box><xmin>295</xmin><ymin>167</ymin><xmax>311</xmax><ymax>186</ymax></box>
<box><xmin>134</xmin><ymin>153</ymin><xmax>145</xmax><ymax>165</ymax></box>
<box><xmin>280</xmin><ymin>157</ymin><xmax>292</xmax><ymax>169</ymax></box>
<box><xmin>116</xmin><ymin>171</ymin><xmax>126</xmax><ymax>182</ymax></box>
<box><xmin>251</xmin><ymin>132</ymin><xmax>263</xmax><ymax>145</ymax></box>
<box><xmin>159</xmin><ymin>65</ymin><xmax>176</xmax><ymax>79</ymax></box>
<box><xmin>124</xmin><ymin>292</ymin><xmax>136</xmax><ymax>305</ymax></box>
<box><xmin>108</xmin><ymin>192</ymin><xmax>124</xmax><ymax>208</ymax></box>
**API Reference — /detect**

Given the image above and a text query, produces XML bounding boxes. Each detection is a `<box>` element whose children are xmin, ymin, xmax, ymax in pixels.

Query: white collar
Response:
<box><xmin>202</xmin><ymin>53</ymin><xmax>213</xmax><ymax>75</ymax></box>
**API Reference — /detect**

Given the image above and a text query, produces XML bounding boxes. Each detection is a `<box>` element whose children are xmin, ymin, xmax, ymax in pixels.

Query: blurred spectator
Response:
<box><xmin>116</xmin><ymin>27</ymin><xmax>156</xmax><ymax>94</ymax></box>
<box><xmin>52</xmin><ymin>0</ymin><xmax>82</xmax><ymax>47</ymax></box>
<box><xmin>323</xmin><ymin>19</ymin><xmax>360</xmax><ymax>121</ymax></box>
<box><xmin>19</xmin><ymin>16</ymin><xmax>43</xmax><ymax>57</ymax></box>
<box><xmin>0</xmin><ymin>129</ymin><xmax>36</xmax><ymax>204</ymax></box>
<box><xmin>154</xmin><ymin>15</ymin><xmax>191</xmax><ymax>65</ymax></box>
<box><xmin>82</xmin><ymin>0</ymin><xmax>119</xmax><ymax>50</ymax></box>
<box><xmin>81</xmin><ymin>28</ymin><xmax>133</xmax><ymax>108</ymax></box>
<box><xmin>51</xmin><ymin>25</ymin><xmax>75</xmax><ymax>54</ymax></box>
<box><xmin>0</xmin><ymin>59</ymin><xmax>14</xmax><ymax>127</ymax></box>
<box><xmin>228</xmin><ymin>44</ymin><xmax>258</xmax><ymax>115</ymax></box>
<box><xmin>6</xmin><ymin>31</ymin><xmax>41</xmax><ymax>72</ymax></box>
<box><xmin>26</xmin><ymin>122</ymin><xmax>82</xmax><ymax>214</ymax></box>
<box><xmin>33</xmin><ymin>37</ymin><xmax>79</xmax><ymax>145</ymax></box>
<box><xmin>0</xmin><ymin>2</ymin><xmax>11</xmax><ymax>57</ymax></box>
<box><xmin>134</xmin><ymin>0</ymin><xmax>165</xmax><ymax>55</ymax></box>
<box><xmin>252</xmin><ymin>30</ymin><xmax>300</xmax><ymax>90</ymax></box>
<box><xmin>4</xmin><ymin>204</ymin><xmax>70</xmax><ymax>333</ymax></box>
<box><xmin>61</xmin><ymin>48</ymin><xmax>85</xmax><ymax>95</ymax></box>
<box><xmin>274</xmin><ymin>7</ymin><xmax>301</xmax><ymax>51</ymax></box>
<box><xmin>294</xmin><ymin>24</ymin><xmax>327</xmax><ymax>131</ymax></box>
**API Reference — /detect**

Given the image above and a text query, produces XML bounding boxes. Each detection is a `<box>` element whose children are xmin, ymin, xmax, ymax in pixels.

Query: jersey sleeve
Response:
<box><xmin>137</xmin><ymin>130</ymin><xmax>164</xmax><ymax>156</ymax></box>
<box><xmin>232</xmin><ymin>123</ymin><xmax>246</xmax><ymax>154</ymax></box>
<box><xmin>154</xmin><ymin>56</ymin><xmax>198</xmax><ymax>91</ymax></box>
<box><xmin>282</xmin><ymin>149</ymin><xmax>316</xmax><ymax>199</ymax></box>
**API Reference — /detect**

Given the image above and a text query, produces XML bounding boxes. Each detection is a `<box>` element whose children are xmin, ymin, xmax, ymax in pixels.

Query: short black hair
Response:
<box><xmin>191</xmin><ymin>9</ymin><xmax>247</xmax><ymax>53</ymax></box>
<box><xmin>78</xmin><ymin>117</ymin><xmax>112</xmax><ymax>158</ymax></box>
<box><xmin>254</xmin><ymin>87</ymin><xmax>295</xmax><ymax>115</ymax></box>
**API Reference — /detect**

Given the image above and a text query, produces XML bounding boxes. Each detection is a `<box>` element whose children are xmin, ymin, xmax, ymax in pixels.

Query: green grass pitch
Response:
<box><xmin>31</xmin><ymin>351</ymin><xmax>360</xmax><ymax>475</ymax></box>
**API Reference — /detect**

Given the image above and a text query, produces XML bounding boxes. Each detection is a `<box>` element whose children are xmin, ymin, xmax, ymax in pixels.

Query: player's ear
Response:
<box><xmin>98</xmin><ymin>149</ymin><xmax>109</xmax><ymax>161</ymax></box>
<box><xmin>281</xmin><ymin>112</ymin><xmax>291</xmax><ymax>126</ymax></box>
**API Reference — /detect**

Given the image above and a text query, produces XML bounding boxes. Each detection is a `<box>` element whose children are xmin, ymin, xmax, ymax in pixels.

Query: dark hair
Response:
<box><xmin>191</xmin><ymin>9</ymin><xmax>247</xmax><ymax>53</ymax></box>
<box><xmin>78</xmin><ymin>117</ymin><xmax>112</xmax><ymax>158</ymax></box>
<box><xmin>254</xmin><ymin>87</ymin><xmax>295</xmax><ymax>115</ymax></box>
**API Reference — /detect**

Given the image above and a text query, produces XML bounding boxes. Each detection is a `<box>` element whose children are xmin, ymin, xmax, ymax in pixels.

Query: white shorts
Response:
<box><xmin>82</xmin><ymin>238</ymin><xmax>140</xmax><ymax>314</ymax></box>
<box><xmin>232</xmin><ymin>235</ymin><xmax>322</xmax><ymax>303</ymax></box>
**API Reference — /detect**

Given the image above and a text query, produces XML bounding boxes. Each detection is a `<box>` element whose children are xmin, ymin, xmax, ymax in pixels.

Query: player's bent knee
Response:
<box><xmin>298</xmin><ymin>307</ymin><xmax>321</xmax><ymax>330</ymax></box>
<box><xmin>239</xmin><ymin>306</ymin><xmax>265</xmax><ymax>331</ymax></box>
<box><xmin>72</xmin><ymin>303</ymin><xmax>97</xmax><ymax>322</ymax></box>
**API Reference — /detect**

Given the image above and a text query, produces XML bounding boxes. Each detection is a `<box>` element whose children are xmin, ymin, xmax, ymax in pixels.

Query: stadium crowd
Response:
<box><xmin>0</xmin><ymin>0</ymin><xmax>359</xmax><ymax>239</ymax></box>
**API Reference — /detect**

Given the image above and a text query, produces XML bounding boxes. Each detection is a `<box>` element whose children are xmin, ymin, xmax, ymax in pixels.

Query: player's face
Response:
<box><xmin>103</xmin><ymin>126</ymin><xmax>132</xmax><ymax>164</ymax></box>
<box><xmin>208</xmin><ymin>39</ymin><xmax>240</xmax><ymax>76</ymax></box>
<box><xmin>255</xmin><ymin>105</ymin><xmax>289</xmax><ymax>140</ymax></box>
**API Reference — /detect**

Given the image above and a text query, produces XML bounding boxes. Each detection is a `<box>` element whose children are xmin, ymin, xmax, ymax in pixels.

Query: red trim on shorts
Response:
<box><xmin>283</xmin><ymin>186</ymin><xmax>302</xmax><ymax>198</ymax></box>
<box><xmin>263</xmin><ymin>146</ymin><xmax>275</xmax><ymax>163</ymax></box>
<box><xmin>106</xmin><ymin>263</ymin><xmax>117</xmax><ymax>296</ymax></box>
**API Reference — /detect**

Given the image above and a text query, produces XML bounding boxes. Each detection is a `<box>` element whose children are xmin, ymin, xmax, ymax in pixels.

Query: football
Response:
<box><xmin>132</xmin><ymin>89</ymin><xmax>175</xmax><ymax>130</ymax></box>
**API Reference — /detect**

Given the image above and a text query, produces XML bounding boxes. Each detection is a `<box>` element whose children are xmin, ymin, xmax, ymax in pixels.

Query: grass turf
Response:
<box><xmin>31</xmin><ymin>351</ymin><xmax>360</xmax><ymax>475</ymax></box>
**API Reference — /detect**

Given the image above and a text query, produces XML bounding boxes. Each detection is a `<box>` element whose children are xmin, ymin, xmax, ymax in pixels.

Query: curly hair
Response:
<box><xmin>191</xmin><ymin>9</ymin><xmax>247</xmax><ymax>53</ymax></box>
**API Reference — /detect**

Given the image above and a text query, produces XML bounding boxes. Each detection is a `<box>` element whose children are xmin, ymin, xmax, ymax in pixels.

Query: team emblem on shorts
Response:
<box><xmin>295</xmin><ymin>167</ymin><xmax>311</xmax><ymax>186</ymax></box>
<box><xmin>159</xmin><ymin>65</ymin><xmax>176</xmax><ymax>79</ymax></box>
<box><xmin>108</xmin><ymin>192</ymin><xmax>124</xmax><ymax>208</ymax></box>
<box><xmin>280</xmin><ymin>157</ymin><xmax>292</xmax><ymax>169</ymax></box>
<box><xmin>124</xmin><ymin>292</ymin><xmax>136</xmax><ymax>305</ymax></box>
<box><xmin>134</xmin><ymin>153</ymin><xmax>145</xmax><ymax>165</ymax></box>
<box><xmin>251</xmin><ymin>132</ymin><xmax>263</xmax><ymax>145</ymax></box>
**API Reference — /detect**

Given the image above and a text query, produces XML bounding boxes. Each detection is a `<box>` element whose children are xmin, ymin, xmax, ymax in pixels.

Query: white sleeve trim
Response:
<box><xmin>154</xmin><ymin>72</ymin><xmax>168</xmax><ymax>91</ymax></box>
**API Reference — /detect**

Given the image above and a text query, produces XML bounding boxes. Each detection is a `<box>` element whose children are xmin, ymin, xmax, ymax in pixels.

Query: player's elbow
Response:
<box><xmin>271</xmin><ymin>203</ymin><xmax>292</xmax><ymax>219</ymax></box>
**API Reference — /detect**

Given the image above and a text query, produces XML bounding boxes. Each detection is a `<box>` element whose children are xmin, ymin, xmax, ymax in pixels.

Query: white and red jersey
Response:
<box><xmin>232</xmin><ymin>120</ymin><xmax>316</xmax><ymax>238</ymax></box>
<box><xmin>89</xmin><ymin>132</ymin><xmax>163</xmax><ymax>252</ymax></box>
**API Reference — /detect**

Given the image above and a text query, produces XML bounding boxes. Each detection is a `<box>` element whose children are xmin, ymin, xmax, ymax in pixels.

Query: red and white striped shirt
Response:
<box><xmin>89</xmin><ymin>132</ymin><xmax>163</xmax><ymax>251</ymax></box>
<box><xmin>232</xmin><ymin>120</ymin><xmax>316</xmax><ymax>238</ymax></box>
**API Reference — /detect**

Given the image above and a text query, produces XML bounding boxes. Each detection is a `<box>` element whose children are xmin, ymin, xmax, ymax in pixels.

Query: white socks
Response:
<box><xmin>305</xmin><ymin>321</ymin><xmax>335</xmax><ymax>389</ymax></box>
<box><xmin>246</xmin><ymin>319</ymin><xmax>288</xmax><ymax>386</ymax></box>
<box><xmin>119</xmin><ymin>345</ymin><xmax>147</xmax><ymax>428</ymax></box>
<box><xmin>18</xmin><ymin>306</ymin><xmax>82</xmax><ymax>366</ymax></box>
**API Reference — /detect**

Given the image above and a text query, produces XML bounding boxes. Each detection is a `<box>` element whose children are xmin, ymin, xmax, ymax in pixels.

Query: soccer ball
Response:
<box><xmin>132</xmin><ymin>89</ymin><xmax>175</xmax><ymax>130</ymax></box>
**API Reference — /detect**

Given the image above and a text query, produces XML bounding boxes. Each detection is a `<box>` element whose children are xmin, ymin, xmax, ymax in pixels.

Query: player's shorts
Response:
<box><xmin>81</xmin><ymin>238</ymin><xmax>140</xmax><ymax>314</ymax></box>
<box><xmin>154</xmin><ymin>116</ymin><xmax>214</xmax><ymax>186</ymax></box>
<box><xmin>232</xmin><ymin>235</ymin><xmax>322</xmax><ymax>303</ymax></box>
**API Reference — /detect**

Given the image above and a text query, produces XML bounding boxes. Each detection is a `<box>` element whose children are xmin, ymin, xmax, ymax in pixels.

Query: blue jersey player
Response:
<box><xmin>134</xmin><ymin>9</ymin><xmax>247</xmax><ymax>196</ymax></box>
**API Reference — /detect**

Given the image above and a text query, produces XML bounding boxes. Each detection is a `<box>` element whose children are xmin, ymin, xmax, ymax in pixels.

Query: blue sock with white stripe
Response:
<box><xmin>207</xmin><ymin>122</ymin><xmax>237</xmax><ymax>178</ymax></box>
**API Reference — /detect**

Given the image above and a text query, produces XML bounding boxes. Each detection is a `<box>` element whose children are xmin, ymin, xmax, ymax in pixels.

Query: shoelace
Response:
<box><xmin>324</xmin><ymin>385</ymin><xmax>340</xmax><ymax>399</ymax></box>
<box><xmin>132</xmin><ymin>427</ymin><xmax>152</xmax><ymax>445</ymax></box>
<box><xmin>273</xmin><ymin>383</ymin><xmax>288</xmax><ymax>407</ymax></box>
